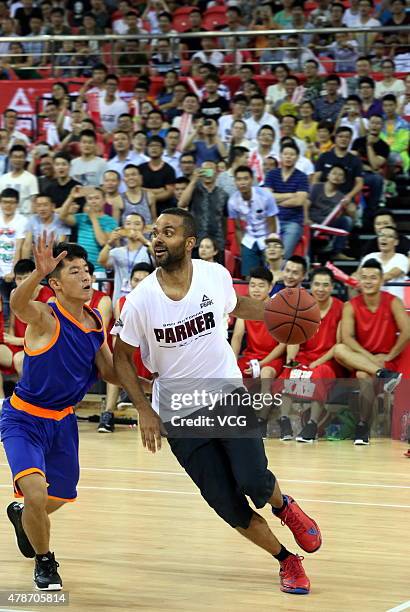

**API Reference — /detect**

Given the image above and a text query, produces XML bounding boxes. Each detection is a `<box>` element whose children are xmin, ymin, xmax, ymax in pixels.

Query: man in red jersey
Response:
<box><xmin>231</xmin><ymin>267</ymin><xmax>285</xmax><ymax>380</ymax></box>
<box><xmin>335</xmin><ymin>259</ymin><xmax>409</xmax><ymax>445</ymax></box>
<box><xmin>0</xmin><ymin>259</ymin><xmax>54</xmax><ymax>380</ymax></box>
<box><xmin>275</xmin><ymin>268</ymin><xmax>345</xmax><ymax>442</ymax></box>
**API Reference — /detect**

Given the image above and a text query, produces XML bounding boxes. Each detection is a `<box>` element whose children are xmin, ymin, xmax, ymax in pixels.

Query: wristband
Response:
<box><xmin>249</xmin><ymin>359</ymin><xmax>261</xmax><ymax>378</ymax></box>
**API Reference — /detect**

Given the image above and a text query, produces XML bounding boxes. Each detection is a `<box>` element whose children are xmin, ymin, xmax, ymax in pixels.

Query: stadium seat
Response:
<box><xmin>320</xmin><ymin>56</ymin><xmax>335</xmax><ymax>74</ymax></box>
<box><xmin>293</xmin><ymin>225</ymin><xmax>311</xmax><ymax>257</ymax></box>
<box><xmin>202</xmin><ymin>6</ymin><xmax>228</xmax><ymax>30</ymax></box>
<box><xmin>172</xmin><ymin>6</ymin><xmax>196</xmax><ymax>32</ymax></box>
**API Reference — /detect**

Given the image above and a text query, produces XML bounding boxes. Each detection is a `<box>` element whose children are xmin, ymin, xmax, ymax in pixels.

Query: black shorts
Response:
<box><xmin>167</xmin><ymin>436</ymin><xmax>276</xmax><ymax>529</ymax></box>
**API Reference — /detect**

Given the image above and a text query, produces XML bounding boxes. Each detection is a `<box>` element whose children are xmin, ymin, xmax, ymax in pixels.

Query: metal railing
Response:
<box><xmin>0</xmin><ymin>26</ymin><xmax>408</xmax><ymax>76</ymax></box>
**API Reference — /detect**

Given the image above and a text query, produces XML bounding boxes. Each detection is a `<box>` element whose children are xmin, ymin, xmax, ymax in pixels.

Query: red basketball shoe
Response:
<box><xmin>279</xmin><ymin>554</ymin><xmax>310</xmax><ymax>594</ymax></box>
<box><xmin>274</xmin><ymin>495</ymin><xmax>322</xmax><ymax>553</ymax></box>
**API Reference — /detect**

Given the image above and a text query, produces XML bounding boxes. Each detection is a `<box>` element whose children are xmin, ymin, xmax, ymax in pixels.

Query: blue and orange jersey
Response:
<box><xmin>12</xmin><ymin>301</ymin><xmax>105</xmax><ymax>412</ymax></box>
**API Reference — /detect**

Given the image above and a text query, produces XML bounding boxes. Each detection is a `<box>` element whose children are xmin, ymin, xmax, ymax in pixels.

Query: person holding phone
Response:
<box><xmin>183</xmin><ymin>118</ymin><xmax>227</xmax><ymax>166</ymax></box>
<box><xmin>177</xmin><ymin>161</ymin><xmax>228</xmax><ymax>262</ymax></box>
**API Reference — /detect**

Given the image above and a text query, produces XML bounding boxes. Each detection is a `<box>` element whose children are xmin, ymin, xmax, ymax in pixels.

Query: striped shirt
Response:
<box><xmin>264</xmin><ymin>168</ymin><xmax>309</xmax><ymax>224</ymax></box>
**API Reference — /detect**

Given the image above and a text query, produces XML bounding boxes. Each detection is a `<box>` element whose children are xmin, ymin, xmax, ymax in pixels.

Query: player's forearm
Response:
<box><xmin>231</xmin><ymin>296</ymin><xmax>265</xmax><ymax>321</ymax></box>
<box><xmin>386</xmin><ymin>331</ymin><xmax>410</xmax><ymax>362</ymax></box>
<box><xmin>10</xmin><ymin>270</ymin><xmax>44</xmax><ymax>313</ymax></box>
<box><xmin>259</xmin><ymin>343</ymin><xmax>286</xmax><ymax>366</ymax></box>
<box><xmin>113</xmin><ymin>342</ymin><xmax>153</xmax><ymax>413</ymax></box>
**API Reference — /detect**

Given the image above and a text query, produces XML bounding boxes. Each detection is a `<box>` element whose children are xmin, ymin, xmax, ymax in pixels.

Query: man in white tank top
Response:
<box><xmin>112</xmin><ymin>209</ymin><xmax>321</xmax><ymax>595</ymax></box>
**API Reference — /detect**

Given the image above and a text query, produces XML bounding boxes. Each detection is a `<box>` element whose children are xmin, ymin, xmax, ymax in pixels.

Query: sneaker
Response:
<box><xmin>273</xmin><ymin>495</ymin><xmax>322</xmax><ymax>553</ymax></box>
<box><xmin>7</xmin><ymin>502</ymin><xmax>35</xmax><ymax>558</ymax></box>
<box><xmin>98</xmin><ymin>411</ymin><xmax>114</xmax><ymax>433</ymax></box>
<box><xmin>354</xmin><ymin>422</ymin><xmax>370</xmax><ymax>445</ymax></box>
<box><xmin>296</xmin><ymin>421</ymin><xmax>317</xmax><ymax>443</ymax></box>
<box><xmin>117</xmin><ymin>390</ymin><xmax>133</xmax><ymax>410</ymax></box>
<box><xmin>279</xmin><ymin>417</ymin><xmax>293</xmax><ymax>441</ymax></box>
<box><xmin>376</xmin><ymin>369</ymin><xmax>402</xmax><ymax>393</ymax></box>
<box><xmin>279</xmin><ymin>554</ymin><xmax>310</xmax><ymax>595</ymax></box>
<box><xmin>34</xmin><ymin>553</ymin><xmax>62</xmax><ymax>591</ymax></box>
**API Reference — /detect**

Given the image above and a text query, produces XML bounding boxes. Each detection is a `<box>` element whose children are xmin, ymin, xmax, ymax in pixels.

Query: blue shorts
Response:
<box><xmin>0</xmin><ymin>398</ymin><xmax>79</xmax><ymax>501</ymax></box>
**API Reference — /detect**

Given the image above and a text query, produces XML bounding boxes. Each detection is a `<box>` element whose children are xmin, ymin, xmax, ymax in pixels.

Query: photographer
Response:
<box><xmin>183</xmin><ymin>117</ymin><xmax>227</xmax><ymax>166</ymax></box>
<box><xmin>178</xmin><ymin>161</ymin><xmax>228</xmax><ymax>260</ymax></box>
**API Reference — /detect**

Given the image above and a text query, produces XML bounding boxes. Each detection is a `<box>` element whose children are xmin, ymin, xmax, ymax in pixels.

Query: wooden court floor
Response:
<box><xmin>0</xmin><ymin>422</ymin><xmax>409</xmax><ymax>612</ymax></box>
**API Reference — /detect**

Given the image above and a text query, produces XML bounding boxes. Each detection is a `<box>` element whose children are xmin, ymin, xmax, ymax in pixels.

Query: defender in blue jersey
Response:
<box><xmin>0</xmin><ymin>234</ymin><xmax>119</xmax><ymax>591</ymax></box>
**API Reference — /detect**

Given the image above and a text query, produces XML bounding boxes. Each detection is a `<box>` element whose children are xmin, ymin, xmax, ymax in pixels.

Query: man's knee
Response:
<box><xmin>237</xmin><ymin>469</ymin><xmax>276</xmax><ymax>509</ymax></box>
<box><xmin>18</xmin><ymin>473</ymin><xmax>48</xmax><ymax>510</ymax></box>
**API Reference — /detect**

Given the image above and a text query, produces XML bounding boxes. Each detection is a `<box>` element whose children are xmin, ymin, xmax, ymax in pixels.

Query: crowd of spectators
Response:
<box><xmin>0</xmin><ymin>0</ymin><xmax>407</xmax><ymax>438</ymax></box>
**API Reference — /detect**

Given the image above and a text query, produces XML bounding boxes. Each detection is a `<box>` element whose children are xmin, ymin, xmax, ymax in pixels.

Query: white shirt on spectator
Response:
<box><xmin>375</xmin><ymin>79</ymin><xmax>406</xmax><ymax>100</ymax></box>
<box><xmin>107</xmin><ymin>152</ymin><xmax>149</xmax><ymax>191</ymax></box>
<box><xmin>45</xmin><ymin>116</ymin><xmax>72</xmax><ymax>147</ymax></box>
<box><xmin>0</xmin><ymin>211</ymin><xmax>27</xmax><ymax>276</ymax></box>
<box><xmin>70</xmin><ymin>156</ymin><xmax>108</xmax><ymax>186</ymax></box>
<box><xmin>361</xmin><ymin>251</ymin><xmax>409</xmax><ymax>300</ymax></box>
<box><xmin>162</xmin><ymin>151</ymin><xmax>182</xmax><ymax>177</ymax></box>
<box><xmin>0</xmin><ymin>170</ymin><xmax>38</xmax><ymax>215</ymax></box>
<box><xmin>340</xmin><ymin>116</ymin><xmax>368</xmax><ymax>144</ymax></box>
<box><xmin>228</xmin><ymin>186</ymin><xmax>279</xmax><ymax>250</ymax></box>
<box><xmin>192</xmin><ymin>50</ymin><xmax>224</xmax><ymax>69</ymax></box>
<box><xmin>99</xmin><ymin>97</ymin><xmax>129</xmax><ymax>133</ymax></box>
<box><xmin>245</xmin><ymin>113</ymin><xmax>280</xmax><ymax>142</ymax></box>
<box><xmin>26</xmin><ymin>212</ymin><xmax>70</xmax><ymax>243</ymax></box>
<box><xmin>342</xmin><ymin>9</ymin><xmax>360</xmax><ymax>27</ymax></box>
<box><xmin>8</xmin><ymin>130</ymin><xmax>30</xmax><ymax>148</ymax></box>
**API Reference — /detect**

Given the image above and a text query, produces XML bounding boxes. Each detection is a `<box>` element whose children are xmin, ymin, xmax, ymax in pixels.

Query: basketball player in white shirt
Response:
<box><xmin>113</xmin><ymin>208</ymin><xmax>321</xmax><ymax>595</ymax></box>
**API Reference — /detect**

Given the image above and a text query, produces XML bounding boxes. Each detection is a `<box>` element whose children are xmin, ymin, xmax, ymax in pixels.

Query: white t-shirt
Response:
<box><xmin>70</xmin><ymin>156</ymin><xmax>108</xmax><ymax>186</ymax></box>
<box><xmin>99</xmin><ymin>97</ymin><xmax>129</xmax><ymax>133</ymax></box>
<box><xmin>45</xmin><ymin>116</ymin><xmax>72</xmax><ymax>147</ymax></box>
<box><xmin>0</xmin><ymin>211</ymin><xmax>27</xmax><ymax>276</ymax></box>
<box><xmin>361</xmin><ymin>251</ymin><xmax>409</xmax><ymax>300</ymax></box>
<box><xmin>375</xmin><ymin>79</ymin><xmax>406</xmax><ymax>100</ymax></box>
<box><xmin>0</xmin><ymin>170</ymin><xmax>39</xmax><ymax>215</ymax></box>
<box><xmin>113</xmin><ymin>260</ymin><xmax>242</xmax><ymax>416</ymax></box>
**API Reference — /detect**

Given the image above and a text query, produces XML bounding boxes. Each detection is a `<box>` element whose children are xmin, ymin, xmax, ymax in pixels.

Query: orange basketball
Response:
<box><xmin>264</xmin><ymin>287</ymin><xmax>321</xmax><ymax>345</ymax></box>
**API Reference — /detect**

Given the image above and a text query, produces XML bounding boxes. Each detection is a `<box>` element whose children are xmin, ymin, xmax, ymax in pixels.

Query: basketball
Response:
<box><xmin>264</xmin><ymin>287</ymin><xmax>321</xmax><ymax>345</ymax></box>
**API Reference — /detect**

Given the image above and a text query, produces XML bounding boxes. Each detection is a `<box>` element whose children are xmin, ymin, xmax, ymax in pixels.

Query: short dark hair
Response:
<box><xmin>105</xmin><ymin>73</ymin><xmax>119</xmax><ymax>83</ymax></box>
<box><xmin>382</xmin><ymin>94</ymin><xmax>397</xmax><ymax>104</ymax></box>
<box><xmin>49</xmin><ymin>242</ymin><xmax>88</xmax><ymax>278</ymax></box>
<box><xmin>53</xmin><ymin>151</ymin><xmax>71</xmax><ymax>163</ymax></box>
<box><xmin>311</xmin><ymin>267</ymin><xmax>335</xmax><ymax>283</ymax></box>
<box><xmin>287</xmin><ymin>255</ymin><xmax>308</xmax><ymax>273</ymax></box>
<box><xmin>326</xmin><ymin>74</ymin><xmax>341</xmax><ymax>85</ymax></box>
<box><xmin>280</xmin><ymin>141</ymin><xmax>300</xmax><ymax>155</ymax></box>
<box><xmin>335</xmin><ymin>126</ymin><xmax>353</xmax><ymax>136</ymax></box>
<box><xmin>9</xmin><ymin>144</ymin><xmax>27</xmax><ymax>156</ymax></box>
<box><xmin>80</xmin><ymin>129</ymin><xmax>97</xmax><ymax>141</ymax></box>
<box><xmin>123</xmin><ymin>163</ymin><xmax>140</xmax><ymax>172</ymax></box>
<box><xmin>0</xmin><ymin>187</ymin><xmax>19</xmax><ymax>201</ymax></box>
<box><xmin>14</xmin><ymin>258</ymin><xmax>35</xmax><ymax>276</ymax></box>
<box><xmin>318</xmin><ymin>120</ymin><xmax>334</xmax><ymax>132</ymax></box>
<box><xmin>167</xmin><ymin>127</ymin><xmax>180</xmax><ymax>136</ymax></box>
<box><xmin>234</xmin><ymin>165</ymin><xmax>253</xmax><ymax>177</ymax></box>
<box><xmin>373</xmin><ymin>208</ymin><xmax>395</xmax><ymax>222</ymax></box>
<box><xmin>249</xmin><ymin>266</ymin><xmax>273</xmax><ymax>284</ymax></box>
<box><xmin>180</xmin><ymin>152</ymin><xmax>196</xmax><ymax>162</ymax></box>
<box><xmin>358</xmin><ymin>76</ymin><xmax>375</xmax><ymax>88</ymax></box>
<box><xmin>131</xmin><ymin>262</ymin><xmax>154</xmax><ymax>277</ymax></box>
<box><xmin>92</xmin><ymin>62</ymin><xmax>108</xmax><ymax>73</ymax></box>
<box><xmin>175</xmin><ymin>176</ymin><xmax>189</xmax><ymax>185</ymax></box>
<box><xmin>360</xmin><ymin>258</ymin><xmax>383</xmax><ymax>273</ymax></box>
<box><xmin>147</xmin><ymin>135</ymin><xmax>165</xmax><ymax>148</ymax></box>
<box><xmin>329</xmin><ymin>163</ymin><xmax>347</xmax><ymax>175</ymax></box>
<box><xmin>159</xmin><ymin>207</ymin><xmax>197</xmax><ymax>239</ymax></box>
<box><xmin>199</xmin><ymin>235</ymin><xmax>219</xmax><ymax>252</ymax></box>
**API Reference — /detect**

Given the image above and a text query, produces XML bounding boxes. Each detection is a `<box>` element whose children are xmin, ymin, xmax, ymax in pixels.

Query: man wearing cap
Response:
<box><xmin>264</xmin><ymin>235</ymin><xmax>285</xmax><ymax>286</ymax></box>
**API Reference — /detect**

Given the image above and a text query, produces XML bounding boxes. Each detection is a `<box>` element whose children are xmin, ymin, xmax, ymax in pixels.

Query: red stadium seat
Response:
<box><xmin>173</xmin><ymin>6</ymin><xmax>196</xmax><ymax>32</ymax></box>
<box><xmin>233</xmin><ymin>281</ymin><xmax>249</xmax><ymax>296</ymax></box>
<box><xmin>293</xmin><ymin>225</ymin><xmax>311</xmax><ymax>257</ymax></box>
<box><xmin>320</xmin><ymin>56</ymin><xmax>335</xmax><ymax>74</ymax></box>
<box><xmin>202</xmin><ymin>6</ymin><xmax>227</xmax><ymax>30</ymax></box>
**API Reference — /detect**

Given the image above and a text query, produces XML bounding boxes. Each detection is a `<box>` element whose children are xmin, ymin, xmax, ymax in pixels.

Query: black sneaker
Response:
<box><xmin>7</xmin><ymin>502</ymin><xmax>35</xmax><ymax>558</ymax></box>
<box><xmin>279</xmin><ymin>416</ymin><xmax>293</xmax><ymax>441</ymax></box>
<box><xmin>376</xmin><ymin>369</ymin><xmax>402</xmax><ymax>393</ymax></box>
<box><xmin>98</xmin><ymin>411</ymin><xmax>114</xmax><ymax>433</ymax></box>
<box><xmin>296</xmin><ymin>420</ymin><xmax>318</xmax><ymax>443</ymax></box>
<box><xmin>354</xmin><ymin>422</ymin><xmax>370</xmax><ymax>446</ymax></box>
<box><xmin>34</xmin><ymin>553</ymin><xmax>62</xmax><ymax>590</ymax></box>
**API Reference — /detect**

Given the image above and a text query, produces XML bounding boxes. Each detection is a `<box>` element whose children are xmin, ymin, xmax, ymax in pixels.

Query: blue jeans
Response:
<box><xmin>363</xmin><ymin>172</ymin><xmax>384</xmax><ymax>224</ymax></box>
<box><xmin>331</xmin><ymin>215</ymin><xmax>353</xmax><ymax>253</ymax></box>
<box><xmin>280</xmin><ymin>220</ymin><xmax>304</xmax><ymax>260</ymax></box>
<box><xmin>241</xmin><ymin>243</ymin><xmax>265</xmax><ymax>277</ymax></box>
